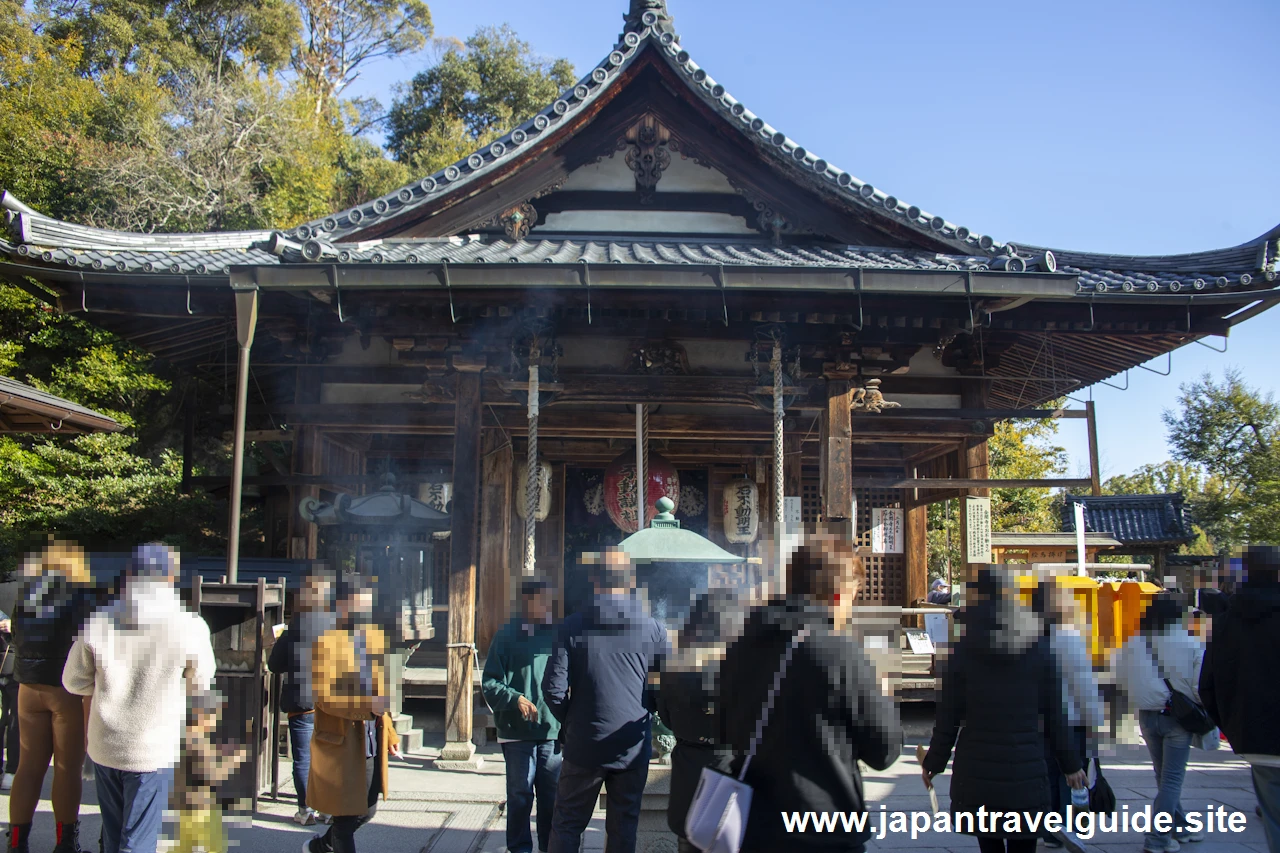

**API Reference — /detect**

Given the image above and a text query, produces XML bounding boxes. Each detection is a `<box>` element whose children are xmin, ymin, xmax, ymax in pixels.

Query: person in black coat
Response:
<box><xmin>1200</xmin><ymin>545</ymin><xmax>1280</xmax><ymax>852</ymax></box>
<box><xmin>719</xmin><ymin>535</ymin><xmax>903</xmax><ymax>853</ymax></box>
<box><xmin>923</xmin><ymin>570</ymin><xmax>1085</xmax><ymax>853</ymax></box>
<box><xmin>656</xmin><ymin>589</ymin><xmax>744</xmax><ymax>853</ymax></box>
<box><xmin>267</xmin><ymin>570</ymin><xmax>336</xmax><ymax>826</ymax></box>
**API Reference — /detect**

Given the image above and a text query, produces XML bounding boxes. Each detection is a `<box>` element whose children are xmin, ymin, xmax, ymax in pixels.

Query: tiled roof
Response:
<box><xmin>0</xmin><ymin>375</ymin><xmax>121</xmax><ymax>433</ymax></box>
<box><xmin>0</xmin><ymin>232</ymin><xmax>1024</xmax><ymax>276</ymax></box>
<box><xmin>1062</xmin><ymin>494</ymin><xmax>1194</xmax><ymax>546</ymax></box>
<box><xmin>283</xmin><ymin>6</ymin><xmax>1013</xmax><ymax>255</ymax></box>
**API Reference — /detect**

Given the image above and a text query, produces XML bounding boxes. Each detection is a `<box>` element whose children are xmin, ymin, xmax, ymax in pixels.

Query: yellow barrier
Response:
<box><xmin>1014</xmin><ymin>574</ymin><xmax>1162</xmax><ymax>665</ymax></box>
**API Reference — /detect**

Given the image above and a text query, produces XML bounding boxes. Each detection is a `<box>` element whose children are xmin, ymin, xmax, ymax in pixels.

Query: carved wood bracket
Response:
<box><xmin>623</xmin><ymin>116</ymin><xmax>673</xmax><ymax>204</ymax></box>
<box><xmin>482</xmin><ymin>202</ymin><xmax>537</xmax><ymax>241</ymax></box>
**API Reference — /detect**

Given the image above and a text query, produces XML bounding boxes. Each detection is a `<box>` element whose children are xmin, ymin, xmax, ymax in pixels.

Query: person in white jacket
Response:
<box><xmin>1033</xmin><ymin>582</ymin><xmax>1105</xmax><ymax>853</ymax></box>
<box><xmin>62</xmin><ymin>544</ymin><xmax>215</xmax><ymax>853</ymax></box>
<box><xmin>1112</xmin><ymin>594</ymin><xmax>1205</xmax><ymax>853</ymax></box>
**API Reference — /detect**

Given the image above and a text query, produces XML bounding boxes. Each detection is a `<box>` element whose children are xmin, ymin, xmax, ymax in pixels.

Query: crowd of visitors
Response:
<box><xmin>1</xmin><ymin>537</ymin><xmax>1273</xmax><ymax>853</ymax></box>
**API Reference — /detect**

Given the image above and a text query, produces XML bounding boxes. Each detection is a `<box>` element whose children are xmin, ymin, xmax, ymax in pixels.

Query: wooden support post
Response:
<box><xmin>1086</xmin><ymin>400</ymin><xmax>1102</xmax><ymax>496</ymax></box>
<box><xmin>226</xmin><ymin>284</ymin><xmax>258</xmax><ymax>584</ymax></box>
<box><xmin>820</xmin><ymin>379</ymin><xmax>853</xmax><ymax>524</ymax></box>
<box><xmin>784</xmin><ymin>433</ymin><xmax>802</xmax><ymax>506</ymax></box>
<box><xmin>181</xmin><ymin>404</ymin><xmax>195</xmax><ymax>495</ymax></box>
<box><xmin>959</xmin><ymin>383</ymin><xmax>991</xmax><ymax>583</ymax></box>
<box><xmin>904</xmin><ymin>503</ymin><xmax>928</xmax><ymax>607</ymax></box>
<box><xmin>477</xmin><ymin>431</ymin><xmax>512</xmax><ymax>656</ymax></box>
<box><xmin>438</xmin><ymin>366</ymin><xmax>483</xmax><ymax>769</ymax></box>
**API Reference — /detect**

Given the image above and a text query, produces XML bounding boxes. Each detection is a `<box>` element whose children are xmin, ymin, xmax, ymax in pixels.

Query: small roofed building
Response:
<box><xmin>0</xmin><ymin>375</ymin><xmax>121</xmax><ymax>434</ymax></box>
<box><xmin>990</xmin><ymin>531</ymin><xmax>1123</xmax><ymax>566</ymax></box>
<box><xmin>1063</xmin><ymin>493</ymin><xmax>1196</xmax><ymax>579</ymax></box>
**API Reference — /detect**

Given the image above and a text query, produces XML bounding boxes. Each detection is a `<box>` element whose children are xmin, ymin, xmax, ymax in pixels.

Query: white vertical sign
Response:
<box><xmin>1074</xmin><ymin>502</ymin><xmax>1088</xmax><ymax>577</ymax></box>
<box><xmin>871</xmin><ymin>508</ymin><xmax>903</xmax><ymax>554</ymax></box>
<box><xmin>965</xmin><ymin>497</ymin><xmax>992</xmax><ymax>564</ymax></box>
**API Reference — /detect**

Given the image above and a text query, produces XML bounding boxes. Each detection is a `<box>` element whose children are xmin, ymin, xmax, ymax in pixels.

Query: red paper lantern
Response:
<box><xmin>604</xmin><ymin>450</ymin><xmax>680</xmax><ymax>534</ymax></box>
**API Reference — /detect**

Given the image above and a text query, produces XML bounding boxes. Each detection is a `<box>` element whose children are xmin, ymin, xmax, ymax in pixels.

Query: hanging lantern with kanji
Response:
<box><xmin>721</xmin><ymin>477</ymin><xmax>759</xmax><ymax>544</ymax></box>
<box><xmin>515</xmin><ymin>458</ymin><xmax>553</xmax><ymax>522</ymax></box>
<box><xmin>417</xmin><ymin>481</ymin><xmax>452</xmax><ymax>513</ymax></box>
<box><xmin>604</xmin><ymin>450</ymin><xmax>680</xmax><ymax>534</ymax></box>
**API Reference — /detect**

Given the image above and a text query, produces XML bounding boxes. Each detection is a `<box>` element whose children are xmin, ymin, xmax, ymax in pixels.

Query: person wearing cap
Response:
<box><xmin>302</xmin><ymin>573</ymin><xmax>401</xmax><ymax>853</ymax></box>
<box><xmin>62</xmin><ymin>543</ymin><xmax>216</xmax><ymax>853</ymax></box>
<box><xmin>482</xmin><ymin>577</ymin><xmax>562</xmax><ymax>853</ymax></box>
<box><xmin>7</xmin><ymin>541</ymin><xmax>97</xmax><ymax>853</ymax></box>
<box><xmin>929</xmin><ymin>578</ymin><xmax>952</xmax><ymax>606</ymax></box>
<box><xmin>0</xmin><ymin>607</ymin><xmax>18</xmax><ymax>791</ymax></box>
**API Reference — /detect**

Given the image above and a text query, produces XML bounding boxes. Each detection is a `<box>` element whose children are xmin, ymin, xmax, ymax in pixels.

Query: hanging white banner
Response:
<box><xmin>965</xmin><ymin>496</ymin><xmax>992</xmax><ymax>564</ymax></box>
<box><xmin>871</xmin><ymin>508</ymin><xmax>904</xmax><ymax>554</ymax></box>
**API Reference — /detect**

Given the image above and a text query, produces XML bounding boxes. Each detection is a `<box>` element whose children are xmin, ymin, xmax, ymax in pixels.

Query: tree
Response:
<box><xmin>387</xmin><ymin>24</ymin><xmax>574</xmax><ymax>172</ymax></box>
<box><xmin>292</xmin><ymin>0</ymin><xmax>433</xmax><ymax>117</ymax></box>
<box><xmin>1160</xmin><ymin>369</ymin><xmax>1280</xmax><ymax>548</ymax></box>
<box><xmin>1104</xmin><ymin>461</ymin><xmax>1217</xmax><ymax>555</ymax></box>
<box><xmin>988</xmin><ymin>414</ymin><xmax>1068</xmax><ymax>532</ymax></box>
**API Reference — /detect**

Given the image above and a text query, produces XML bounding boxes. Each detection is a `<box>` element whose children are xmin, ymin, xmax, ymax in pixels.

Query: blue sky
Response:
<box><xmin>347</xmin><ymin>0</ymin><xmax>1280</xmax><ymax>481</ymax></box>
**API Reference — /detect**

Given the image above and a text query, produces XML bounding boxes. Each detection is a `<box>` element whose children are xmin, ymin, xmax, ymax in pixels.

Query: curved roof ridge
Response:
<box><xmin>287</xmin><ymin>5</ymin><xmax>1014</xmax><ymax>255</ymax></box>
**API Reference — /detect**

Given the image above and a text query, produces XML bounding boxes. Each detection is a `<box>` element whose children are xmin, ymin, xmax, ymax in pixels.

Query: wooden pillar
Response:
<box><xmin>820</xmin><ymin>379</ymin><xmax>853</xmax><ymax>526</ymax></box>
<box><xmin>439</xmin><ymin>364</ymin><xmax>484</xmax><ymax>768</ymax></box>
<box><xmin>226</xmin><ymin>284</ymin><xmax>258</xmax><ymax>583</ymax></box>
<box><xmin>904</xmin><ymin>501</ymin><xmax>928</xmax><ymax>607</ymax></box>
<box><xmin>477</xmin><ymin>431</ymin><xmax>512</xmax><ymax>656</ymax></box>
<box><xmin>1086</xmin><ymin>400</ymin><xmax>1102</xmax><ymax>496</ymax></box>
<box><xmin>959</xmin><ymin>382</ymin><xmax>991</xmax><ymax>583</ymax></box>
<box><xmin>784</xmin><ymin>433</ymin><xmax>803</xmax><ymax>508</ymax></box>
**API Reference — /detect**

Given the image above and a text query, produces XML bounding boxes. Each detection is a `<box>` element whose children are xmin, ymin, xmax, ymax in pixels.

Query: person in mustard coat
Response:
<box><xmin>302</xmin><ymin>574</ymin><xmax>401</xmax><ymax>853</ymax></box>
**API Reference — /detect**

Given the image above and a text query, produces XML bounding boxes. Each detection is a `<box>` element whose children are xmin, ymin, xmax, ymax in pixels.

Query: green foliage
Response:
<box><xmin>1158</xmin><ymin>370</ymin><xmax>1280</xmax><ymax>549</ymax></box>
<box><xmin>988</xmin><ymin>412</ymin><xmax>1068</xmax><ymax>532</ymax></box>
<box><xmin>387</xmin><ymin>24</ymin><xmax>575</xmax><ymax>171</ymax></box>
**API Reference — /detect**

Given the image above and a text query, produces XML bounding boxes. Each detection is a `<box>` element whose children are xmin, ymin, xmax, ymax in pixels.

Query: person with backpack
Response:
<box><xmin>268</xmin><ymin>569</ymin><xmax>338</xmax><ymax>827</ymax></box>
<box><xmin>718</xmin><ymin>535</ymin><xmax>903</xmax><ymax>853</ymax></box>
<box><xmin>656</xmin><ymin>589</ymin><xmax>744</xmax><ymax>853</ymax></box>
<box><xmin>1112</xmin><ymin>594</ymin><xmax>1206</xmax><ymax>853</ymax></box>
<box><xmin>923</xmin><ymin>570</ymin><xmax>1085</xmax><ymax>853</ymax></box>
<box><xmin>1200</xmin><ymin>545</ymin><xmax>1280</xmax><ymax>853</ymax></box>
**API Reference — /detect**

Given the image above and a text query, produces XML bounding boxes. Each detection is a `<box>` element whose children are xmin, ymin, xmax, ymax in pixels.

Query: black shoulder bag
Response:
<box><xmin>1144</xmin><ymin>637</ymin><xmax>1214</xmax><ymax>736</ymax></box>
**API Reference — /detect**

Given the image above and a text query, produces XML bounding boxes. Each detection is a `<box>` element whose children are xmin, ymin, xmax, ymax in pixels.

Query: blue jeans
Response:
<box><xmin>1139</xmin><ymin>710</ymin><xmax>1191</xmax><ymax>851</ymax></box>
<box><xmin>1253</xmin><ymin>765</ymin><xmax>1280</xmax><ymax>853</ymax></box>
<box><xmin>290</xmin><ymin>712</ymin><xmax>316</xmax><ymax>810</ymax></box>
<box><xmin>95</xmin><ymin>762</ymin><xmax>174</xmax><ymax>853</ymax></box>
<box><xmin>501</xmin><ymin>741</ymin><xmax>562</xmax><ymax>853</ymax></box>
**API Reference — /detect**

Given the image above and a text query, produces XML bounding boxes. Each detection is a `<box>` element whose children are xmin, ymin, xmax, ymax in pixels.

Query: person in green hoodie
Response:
<box><xmin>482</xmin><ymin>577</ymin><xmax>562</xmax><ymax>853</ymax></box>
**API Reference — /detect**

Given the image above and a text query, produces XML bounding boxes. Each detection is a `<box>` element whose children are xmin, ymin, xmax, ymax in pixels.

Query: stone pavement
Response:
<box><xmin>2</xmin><ymin>734</ymin><xmax>1268</xmax><ymax>853</ymax></box>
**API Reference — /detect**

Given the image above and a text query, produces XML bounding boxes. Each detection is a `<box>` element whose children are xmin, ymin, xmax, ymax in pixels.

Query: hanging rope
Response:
<box><xmin>771</xmin><ymin>341</ymin><xmax>785</xmax><ymax>595</ymax></box>
<box><xmin>525</xmin><ymin>343</ymin><xmax>540</xmax><ymax>575</ymax></box>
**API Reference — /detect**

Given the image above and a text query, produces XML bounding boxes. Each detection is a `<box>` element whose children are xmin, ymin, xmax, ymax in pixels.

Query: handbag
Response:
<box><xmin>1144</xmin><ymin>637</ymin><xmax>1215</xmax><ymax>736</ymax></box>
<box><xmin>684</xmin><ymin>627</ymin><xmax>810</xmax><ymax>853</ymax></box>
<box><xmin>1086</xmin><ymin>757</ymin><xmax>1116</xmax><ymax>813</ymax></box>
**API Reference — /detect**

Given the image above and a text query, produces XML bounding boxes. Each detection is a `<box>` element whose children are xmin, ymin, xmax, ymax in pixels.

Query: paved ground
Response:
<box><xmin>2</xmin><ymin>705</ymin><xmax>1269</xmax><ymax>853</ymax></box>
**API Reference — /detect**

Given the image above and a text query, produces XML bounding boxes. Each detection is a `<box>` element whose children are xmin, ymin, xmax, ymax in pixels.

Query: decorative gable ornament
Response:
<box><xmin>515</xmin><ymin>458</ymin><xmax>553</xmax><ymax>522</ymax></box>
<box><xmin>604</xmin><ymin>450</ymin><xmax>680</xmax><ymax>533</ymax></box>
<box><xmin>721</xmin><ymin>478</ymin><xmax>759</xmax><ymax>544</ymax></box>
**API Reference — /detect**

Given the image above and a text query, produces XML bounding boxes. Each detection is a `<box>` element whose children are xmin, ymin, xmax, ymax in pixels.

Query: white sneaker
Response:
<box><xmin>0</xmin><ymin>772</ymin><xmax>12</xmax><ymax>790</ymax></box>
<box><xmin>315</xmin><ymin>813</ymin><xmax>332</xmax><ymax>825</ymax></box>
<box><xmin>293</xmin><ymin>808</ymin><xmax>316</xmax><ymax>826</ymax></box>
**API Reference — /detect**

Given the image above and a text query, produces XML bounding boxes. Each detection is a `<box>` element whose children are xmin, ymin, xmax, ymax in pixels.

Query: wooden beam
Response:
<box><xmin>477</xmin><ymin>432</ymin><xmax>513</xmax><ymax>657</ymax></box>
<box><xmin>1086</xmin><ymin>400</ymin><xmax>1102</xmax><ymax>496</ymax></box>
<box><xmin>852</xmin><ymin>477</ymin><xmax>1093</xmax><ymax>490</ymax></box>
<box><xmin>441</xmin><ymin>369</ymin><xmax>481</xmax><ymax>763</ymax></box>
<box><xmin>821</xmin><ymin>380</ymin><xmax>853</xmax><ymax>520</ymax></box>
<box><xmin>904</xmin><ymin>504</ymin><xmax>928</xmax><ymax>607</ymax></box>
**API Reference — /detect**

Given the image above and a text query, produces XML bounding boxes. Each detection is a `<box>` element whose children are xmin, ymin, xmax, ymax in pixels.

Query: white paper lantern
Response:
<box><xmin>721</xmin><ymin>478</ymin><xmax>759</xmax><ymax>544</ymax></box>
<box><xmin>516</xmin><ymin>459</ymin><xmax>553</xmax><ymax>521</ymax></box>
